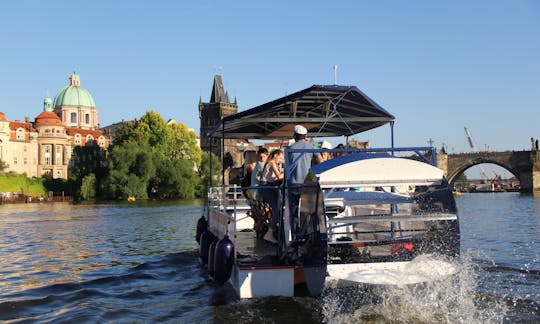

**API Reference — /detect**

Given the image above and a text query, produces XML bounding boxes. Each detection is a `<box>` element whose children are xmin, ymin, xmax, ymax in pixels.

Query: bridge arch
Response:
<box><xmin>447</xmin><ymin>159</ymin><xmax>519</xmax><ymax>185</ymax></box>
<box><xmin>438</xmin><ymin>150</ymin><xmax>540</xmax><ymax>193</ymax></box>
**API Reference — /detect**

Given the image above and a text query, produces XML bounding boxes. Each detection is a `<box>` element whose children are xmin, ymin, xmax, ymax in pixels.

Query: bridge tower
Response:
<box><xmin>199</xmin><ymin>74</ymin><xmax>239</xmax><ymax>169</ymax></box>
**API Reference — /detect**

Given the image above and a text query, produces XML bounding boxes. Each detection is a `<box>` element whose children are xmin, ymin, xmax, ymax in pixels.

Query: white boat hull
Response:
<box><xmin>232</xmin><ymin>266</ymin><xmax>296</xmax><ymax>298</ymax></box>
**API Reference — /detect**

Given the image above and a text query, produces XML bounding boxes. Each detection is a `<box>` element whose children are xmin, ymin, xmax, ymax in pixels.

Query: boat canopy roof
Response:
<box><xmin>311</xmin><ymin>154</ymin><xmax>445</xmax><ymax>188</ymax></box>
<box><xmin>209</xmin><ymin>84</ymin><xmax>395</xmax><ymax>139</ymax></box>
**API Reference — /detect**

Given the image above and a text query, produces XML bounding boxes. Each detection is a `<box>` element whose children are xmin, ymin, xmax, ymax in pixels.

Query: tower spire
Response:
<box><xmin>210</xmin><ymin>74</ymin><xmax>229</xmax><ymax>103</ymax></box>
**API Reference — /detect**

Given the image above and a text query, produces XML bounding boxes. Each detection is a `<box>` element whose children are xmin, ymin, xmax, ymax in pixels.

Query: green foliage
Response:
<box><xmin>80</xmin><ymin>174</ymin><xmax>96</xmax><ymax>200</ymax></box>
<box><xmin>70</xmin><ymin>145</ymin><xmax>107</xmax><ymax>178</ymax></box>
<box><xmin>150</xmin><ymin>159</ymin><xmax>200</xmax><ymax>199</ymax></box>
<box><xmin>168</xmin><ymin>122</ymin><xmax>202</xmax><ymax>166</ymax></box>
<box><xmin>197</xmin><ymin>151</ymin><xmax>222</xmax><ymax>196</ymax></box>
<box><xmin>112</xmin><ymin>111</ymin><xmax>201</xmax><ymax>164</ymax></box>
<box><xmin>453</xmin><ymin>172</ymin><xmax>468</xmax><ymax>191</ymax></box>
<box><xmin>101</xmin><ymin>141</ymin><xmax>155</xmax><ymax>199</ymax></box>
<box><xmin>455</xmin><ymin>172</ymin><xmax>468</xmax><ymax>182</ymax></box>
<box><xmin>100</xmin><ymin>111</ymin><xmax>204</xmax><ymax>200</ymax></box>
<box><xmin>0</xmin><ymin>159</ymin><xmax>7</xmax><ymax>172</ymax></box>
<box><xmin>42</xmin><ymin>173</ymin><xmax>69</xmax><ymax>195</ymax></box>
<box><xmin>112</xmin><ymin>120</ymin><xmax>144</xmax><ymax>146</ymax></box>
<box><xmin>0</xmin><ymin>173</ymin><xmax>46</xmax><ymax>197</ymax></box>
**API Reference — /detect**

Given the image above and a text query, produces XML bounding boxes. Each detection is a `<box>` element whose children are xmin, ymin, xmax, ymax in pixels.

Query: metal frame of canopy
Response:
<box><xmin>208</xmin><ymin>84</ymin><xmax>395</xmax><ymax>140</ymax></box>
<box><xmin>206</xmin><ymin>84</ymin><xmax>397</xmax><ymax>186</ymax></box>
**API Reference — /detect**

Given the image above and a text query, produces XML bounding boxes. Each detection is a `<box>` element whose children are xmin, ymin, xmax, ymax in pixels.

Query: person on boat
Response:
<box><xmin>333</xmin><ymin>143</ymin><xmax>346</xmax><ymax>157</ymax></box>
<box><xmin>250</xmin><ymin>147</ymin><xmax>269</xmax><ymax>200</ymax></box>
<box><xmin>286</xmin><ymin>125</ymin><xmax>323</xmax><ymax>233</ymax></box>
<box><xmin>320</xmin><ymin>148</ymin><xmax>331</xmax><ymax>162</ymax></box>
<box><xmin>259</xmin><ymin>149</ymin><xmax>284</xmax><ymax>243</ymax></box>
<box><xmin>241</xmin><ymin>150</ymin><xmax>257</xmax><ymax>199</ymax></box>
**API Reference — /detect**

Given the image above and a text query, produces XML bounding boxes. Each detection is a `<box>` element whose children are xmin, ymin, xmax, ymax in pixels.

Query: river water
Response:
<box><xmin>0</xmin><ymin>193</ymin><xmax>538</xmax><ymax>323</ymax></box>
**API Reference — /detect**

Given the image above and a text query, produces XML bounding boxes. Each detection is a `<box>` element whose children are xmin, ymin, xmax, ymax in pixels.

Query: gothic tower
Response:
<box><xmin>199</xmin><ymin>74</ymin><xmax>238</xmax><ymax>168</ymax></box>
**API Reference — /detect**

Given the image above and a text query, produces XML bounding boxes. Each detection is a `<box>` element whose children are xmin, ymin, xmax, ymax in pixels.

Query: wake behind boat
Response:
<box><xmin>195</xmin><ymin>84</ymin><xmax>460</xmax><ymax>298</ymax></box>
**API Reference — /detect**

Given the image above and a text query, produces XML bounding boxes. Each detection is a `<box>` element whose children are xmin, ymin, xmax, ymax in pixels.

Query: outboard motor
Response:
<box><xmin>208</xmin><ymin>240</ymin><xmax>217</xmax><ymax>277</ymax></box>
<box><xmin>214</xmin><ymin>235</ymin><xmax>235</xmax><ymax>284</ymax></box>
<box><xmin>196</xmin><ymin>216</ymin><xmax>208</xmax><ymax>244</ymax></box>
<box><xmin>199</xmin><ymin>231</ymin><xmax>216</xmax><ymax>266</ymax></box>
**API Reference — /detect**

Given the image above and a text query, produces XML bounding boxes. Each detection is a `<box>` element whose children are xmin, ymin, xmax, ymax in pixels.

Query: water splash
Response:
<box><xmin>321</xmin><ymin>253</ymin><xmax>508</xmax><ymax>323</ymax></box>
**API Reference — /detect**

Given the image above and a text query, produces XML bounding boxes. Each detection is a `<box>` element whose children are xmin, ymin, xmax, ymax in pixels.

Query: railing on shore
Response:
<box><xmin>0</xmin><ymin>192</ymin><xmax>73</xmax><ymax>204</ymax></box>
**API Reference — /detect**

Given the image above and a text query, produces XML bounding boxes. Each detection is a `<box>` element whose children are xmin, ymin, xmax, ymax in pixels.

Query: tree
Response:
<box><xmin>101</xmin><ymin>141</ymin><xmax>156</xmax><ymax>199</ymax></box>
<box><xmin>168</xmin><ymin>122</ymin><xmax>202</xmax><ymax>166</ymax></box>
<box><xmin>0</xmin><ymin>159</ymin><xmax>7</xmax><ymax>173</ymax></box>
<box><xmin>101</xmin><ymin>111</ymin><xmax>204</xmax><ymax>199</ymax></box>
<box><xmin>198</xmin><ymin>151</ymin><xmax>222</xmax><ymax>197</ymax></box>
<box><xmin>150</xmin><ymin>158</ymin><xmax>200</xmax><ymax>199</ymax></box>
<box><xmin>80</xmin><ymin>173</ymin><xmax>96</xmax><ymax>200</ymax></box>
<box><xmin>113</xmin><ymin>111</ymin><xmax>201</xmax><ymax>164</ymax></box>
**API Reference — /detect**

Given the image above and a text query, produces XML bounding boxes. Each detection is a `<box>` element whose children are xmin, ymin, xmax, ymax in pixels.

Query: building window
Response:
<box><xmin>23</xmin><ymin>145</ymin><xmax>27</xmax><ymax>152</ymax></box>
<box><xmin>56</xmin><ymin>146</ymin><xmax>62</xmax><ymax>165</ymax></box>
<box><xmin>45</xmin><ymin>145</ymin><xmax>51</xmax><ymax>165</ymax></box>
<box><xmin>71</xmin><ymin>112</ymin><xmax>77</xmax><ymax>123</ymax></box>
<box><xmin>24</xmin><ymin>157</ymin><xmax>27</xmax><ymax>165</ymax></box>
<box><xmin>56</xmin><ymin>170</ymin><xmax>62</xmax><ymax>178</ymax></box>
<box><xmin>13</xmin><ymin>157</ymin><xmax>17</xmax><ymax>164</ymax></box>
<box><xmin>16</xmin><ymin>130</ymin><xmax>24</xmax><ymax>141</ymax></box>
<box><xmin>85</xmin><ymin>113</ymin><xmax>90</xmax><ymax>124</ymax></box>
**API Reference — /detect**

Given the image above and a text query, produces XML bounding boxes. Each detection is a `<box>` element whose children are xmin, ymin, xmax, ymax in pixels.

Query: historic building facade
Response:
<box><xmin>0</xmin><ymin>73</ymin><xmax>109</xmax><ymax>179</ymax></box>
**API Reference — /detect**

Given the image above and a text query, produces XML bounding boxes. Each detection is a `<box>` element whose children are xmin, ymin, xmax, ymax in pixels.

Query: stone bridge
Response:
<box><xmin>437</xmin><ymin>150</ymin><xmax>540</xmax><ymax>193</ymax></box>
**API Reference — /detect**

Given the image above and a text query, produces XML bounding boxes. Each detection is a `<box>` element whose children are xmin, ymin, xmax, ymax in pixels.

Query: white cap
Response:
<box><xmin>321</xmin><ymin>141</ymin><xmax>332</xmax><ymax>149</ymax></box>
<box><xmin>294</xmin><ymin>125</ymin><xmax>307</xmax><ymax>135</ymax></box>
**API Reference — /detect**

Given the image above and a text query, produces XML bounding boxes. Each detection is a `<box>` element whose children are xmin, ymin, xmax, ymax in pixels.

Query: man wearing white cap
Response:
<box><xmin>286</xmin><ymin>125</ymin><xmax>323</xmax><ymax>232</ymax></box>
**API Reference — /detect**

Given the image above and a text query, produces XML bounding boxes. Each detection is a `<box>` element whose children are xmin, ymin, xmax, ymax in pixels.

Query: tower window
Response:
<box><xmin>71</xmin><ymin>112</ymin><xmax>77</xmax><ymax>123</ymax></box>
<box><xmin>85</xmin><ymin>113</ymin><xmax>90</xmax><ymax>124</ymax></box>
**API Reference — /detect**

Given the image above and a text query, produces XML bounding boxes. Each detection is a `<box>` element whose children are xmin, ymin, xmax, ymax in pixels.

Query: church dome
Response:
<box><xmin>35</xmin><ymin>111</ymin><xmax>62</xmax><ymax>127</ymax></box>
<box><xmin>53</xmin><ymin>73</ymin><xmax>96</xmax><ymax>108</ymax></box>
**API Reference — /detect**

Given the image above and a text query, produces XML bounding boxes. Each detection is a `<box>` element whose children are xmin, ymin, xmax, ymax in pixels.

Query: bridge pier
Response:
<box><xmin>533</xmin><ymin>151</ymin><xmax>540</xmax><ymax>194</ymax></box>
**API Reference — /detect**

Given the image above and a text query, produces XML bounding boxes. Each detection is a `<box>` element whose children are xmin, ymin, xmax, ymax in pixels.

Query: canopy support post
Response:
<box><xmin>222</xmin><ymin>121</ymin><xmax>226</xmax><ymax>186</ymax></box>
<box><xmin>390</xmin><ymin>121</ymin><xmax>395</xmax><ymax>155</ymax></box>
<box><xmin>209</xmin><ymin>134</ymin><xmax>213</xmax><ymax>188</ymax></box>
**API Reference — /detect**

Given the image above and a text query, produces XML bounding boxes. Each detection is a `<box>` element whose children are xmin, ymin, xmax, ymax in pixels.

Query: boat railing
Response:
<box><xmin>207</xmin><ymin>184</ymin><xmax>251</xmax><ymax>213</ymax></box>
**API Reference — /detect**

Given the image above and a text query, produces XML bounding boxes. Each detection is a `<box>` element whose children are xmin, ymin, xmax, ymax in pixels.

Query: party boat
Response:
<box><xmin>195</xmin><ymin>85</ymin><xmax>460</xmax><ymax>298</ymax></box>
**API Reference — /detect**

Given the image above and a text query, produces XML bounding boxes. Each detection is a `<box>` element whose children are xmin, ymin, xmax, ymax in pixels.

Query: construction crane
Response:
<box><xmin>464</xmin><ymin>127</ymin><xmax>488</xmax><ymax>181</ymax></box>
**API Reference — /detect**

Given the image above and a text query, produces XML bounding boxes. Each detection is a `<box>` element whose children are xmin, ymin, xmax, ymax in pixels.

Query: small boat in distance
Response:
<box><xmin>196</xmin><ymin>84</ymin><xmax>460</xmax><ymax>298</ymax></box>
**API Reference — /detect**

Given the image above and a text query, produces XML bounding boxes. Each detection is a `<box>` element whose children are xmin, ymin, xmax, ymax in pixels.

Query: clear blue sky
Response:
<box><xmin>1</xmin><ymin>0</ymin><xmax>538</xmax><ymax>155</ymax></box>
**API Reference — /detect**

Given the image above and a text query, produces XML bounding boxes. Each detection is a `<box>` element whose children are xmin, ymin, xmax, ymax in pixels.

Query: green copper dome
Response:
<box><xmin>53</xmin><ymin>73</ymin><xmax>96</xmax><ymax>108</ymax></box>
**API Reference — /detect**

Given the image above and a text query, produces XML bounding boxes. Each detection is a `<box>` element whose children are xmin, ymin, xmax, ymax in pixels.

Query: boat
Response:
<box><xmin>195</xmin><ymin>84</ymin><xmax>460</xmax><ymax>298</ymax></box>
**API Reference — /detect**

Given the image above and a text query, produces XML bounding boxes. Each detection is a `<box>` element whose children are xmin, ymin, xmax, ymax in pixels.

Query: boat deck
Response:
<box><xmin>235</xmin><ymin>230</ymin><xmax>280</xmax><ymax>268</ymax></box>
